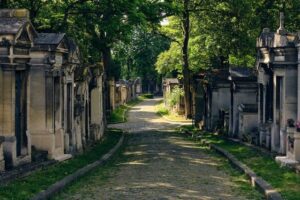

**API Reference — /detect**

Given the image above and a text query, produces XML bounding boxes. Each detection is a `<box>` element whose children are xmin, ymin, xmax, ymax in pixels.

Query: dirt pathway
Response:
<box><xmin>58</xmin><ymin>98</ymin><xmax>256</xmax><ymax>200</ymax></box>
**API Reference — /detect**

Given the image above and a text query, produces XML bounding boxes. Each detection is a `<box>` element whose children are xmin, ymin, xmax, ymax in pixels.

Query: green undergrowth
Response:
<box><xmin>179</xmin><ymin>125</ymin><xmax>300</xmax><ymax>200</ymax></box>
<box><xmin>140</xmin><ymin>93</ymin><xmax>154</xmax><ymax>99</ymax></box>
<box><xmin>108</xmin><ymin>97</ymin><xmax>144</xmax><ymax>124</ymax></box>
<box><xmin>0</xmin><ymin>129</ymin><xmax>123</xmax><ymax>200</ymax></box>
<box><xmin>156</xmin><ymin>101</ymin><xmax>191</xmax><ymax>122</ymax></box>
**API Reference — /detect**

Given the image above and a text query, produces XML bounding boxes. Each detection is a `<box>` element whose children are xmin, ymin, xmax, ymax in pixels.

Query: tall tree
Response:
<box><xmin>113</xmin><ymin>26</ymin><xmax>171</xmax><ymax>92</ymax></box>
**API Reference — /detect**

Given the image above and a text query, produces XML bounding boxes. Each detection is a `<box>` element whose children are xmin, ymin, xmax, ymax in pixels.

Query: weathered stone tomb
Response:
<box><xmin>228</xmin><ymin>67</ymin><xmax>258</xmax><ymax>140</ymax></box>
<box><xmin>257</xmin><ymin>13</ymin><xmax>298</xmax><ymax>154</ymax></box>
<box><xmin>202</xmin><ymin>69</ymin><xmax>231</xmax><ymax>131</ymax></box>
<box><xmin>29</xmin><ymin>33</ymin><xmax>79</xmax><ymax>160</ymax></box>
<box><xmin>0</xmin><ymin>9</ymin><xmax>35</xmax><ymax>168</ymax></box>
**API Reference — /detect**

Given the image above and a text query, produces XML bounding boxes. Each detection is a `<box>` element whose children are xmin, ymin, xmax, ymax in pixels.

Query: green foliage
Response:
<box><xmin>108</xmin><ymin>105</ymin><xmax>128</xmax><ymax>124</ymax></box>
<box><xmin>113</xmin><ymin>26</ymin><xmax>171</xmax><ymax>87</ymax></box>
<box><xmin>157</xmin><ymin>106</ymin><xmax>169</xmax><ymax>116</ymax></box>
<box><xmin>167</xmin><ymin>86</ymin><xmax>184</xmax><ymax>107</ymax></box>
<box><xmin>155</xmin><ymin>42</ymin><xmax>182</xmax><ymax>74</ymax></box>
<box><xmin>156</xmin><ymin>0</ymin><xmax>300</xmax><ymax>77</ymax></box>
<box><xmin>108</xmin><ymin>97</ymin><xmax>144</xmax><ymax>124</ymax></box>
<box><xmin>2</xmin><ymin>0</ymin><xmax>172</xmax><ymax>79</ymax></box>
<box><xmin>141</xmin><ymin>93</ymin><xmax>154</xmax><ymax>99</ymax></box>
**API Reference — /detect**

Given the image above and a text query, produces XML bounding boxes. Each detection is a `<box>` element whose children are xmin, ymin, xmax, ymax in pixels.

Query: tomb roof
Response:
<box><xmin>117</xmin><ymin>79</ymin><xmax>131</xmax><ymax>86</ymax></box>
<box><xmin>0</xmin><ymin>17</ymin><xmax>28</xmax><ymax>34</ymax></box>
<box><xmin>210</xmin><ymin>68</ymin><xmax>230</xmax><ymax>81</ymax></box>
<box><xmin>34</xmin><ymin>33</ymin><xmax>65</xmax><ymax>45</ymax></box>
<box><xmin>257</xmin><ymin>13</ymin><xmax>297</xmax><ymax>48</ymax></box>
<box><xmin>0</xmin><ymin>9</ymin><xmax>32</xmax><ymax>35</ymax></box>
<box><xmin>229</xmin><ymin>67</ymin><xmax>257</xmax><ymax>82</ymax></box>
<box><xmin>164</xmin><ymin>78</ymin><xmax>179</xmax><ymax>85</ymax></box>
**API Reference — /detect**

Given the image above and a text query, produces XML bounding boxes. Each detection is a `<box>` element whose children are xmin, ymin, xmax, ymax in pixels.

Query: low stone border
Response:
<box><xmin>210</xmin><ymin>144</ymin><xmax>283</xmax><ymax>200</ymax></box>
<box><xmin>31</xmin><ymin>134</ymin><xmax>125</xmax><ymax>200</ymax></box>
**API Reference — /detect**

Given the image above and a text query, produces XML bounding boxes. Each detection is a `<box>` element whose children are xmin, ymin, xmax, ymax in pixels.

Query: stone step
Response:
<box><xmin>53</xmin><ymin>154</ymin><xmax>72</xmax><ymax>162</ymax></box>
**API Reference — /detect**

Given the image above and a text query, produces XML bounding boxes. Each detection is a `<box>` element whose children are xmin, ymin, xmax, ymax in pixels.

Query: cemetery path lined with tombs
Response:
<box><xmin>56</xmin><ymin>98</ymin><xmax>259</xmax><ymax>200</ymax></box>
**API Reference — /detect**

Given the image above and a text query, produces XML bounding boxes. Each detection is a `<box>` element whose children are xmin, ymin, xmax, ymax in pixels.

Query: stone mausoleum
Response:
<box><xmin>0</xmin><ymin>9</ymin><xmax>106</xmax><ymax>171</ymax></box>
<box><xmin>228</xmin><ymin>67</ymin><xmax>258</xmax><ymax>140</ymax></box>
<box><xmin>257</xmin><ymin>13</ymin><xmax>298</xmax><ymax>155</ymax></box>
<box><xmin>0</xmin><ymin>9</ymin><xmax>35</xmax><ymax>168</ymax></box>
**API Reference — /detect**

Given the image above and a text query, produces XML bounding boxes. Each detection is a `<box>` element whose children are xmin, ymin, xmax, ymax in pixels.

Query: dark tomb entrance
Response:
<box><xmin>275</xmin><ymin>76</ymin><xmax>283</xmax><ymax>149</ymax></box>
<box><xmin>15</xmin><ymin>70</ymin><xmax>28</xmax><ymax>157</ymax></box>
<box><xmin>66</xmin><ymin>83</ymin><xmax>73</xmax><ymax>148</ymax></box>
<box><xmin>85</xmin><ymin>100</ymin><xmax>89</xmax><ymax>142</ymax></box>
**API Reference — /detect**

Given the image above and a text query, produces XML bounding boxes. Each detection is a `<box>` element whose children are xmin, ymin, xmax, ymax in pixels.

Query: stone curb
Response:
<box><xmin>31</xmin><ymin>134</ymin><xmax>125</xmax><ymax>200</ymax></box>
<box><xmin>210</xmin><ymin>144</ymin><xmax>283</xmax><ymax>200</ymax></box>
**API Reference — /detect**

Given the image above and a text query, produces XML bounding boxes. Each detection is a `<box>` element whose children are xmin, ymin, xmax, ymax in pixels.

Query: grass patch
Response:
<box><xmin>108</xmin><ymin>97</ymin><xmax>143</xmax><ymax>124</ymax></box>
<box><xmin>140</xmin><ymin>93</ymin><xmax>154</xmax><ymax>99</ymax></box>
<box><xmin>155</xmin><ymin>101</ymin><xmax>191</xmax><ymax>122</ymax></box>
<box><xmin>179</xmin><ymin>127</ymin><xmax>300</xmax><ymax>200</ymax></box>
<box><xmin>0</xmin><ymin>129</ymin><xmax>123</xmax><ymax>200</ymax></box>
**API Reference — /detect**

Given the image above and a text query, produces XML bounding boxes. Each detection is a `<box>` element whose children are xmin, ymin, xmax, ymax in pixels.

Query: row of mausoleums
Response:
<box><xmin>0</xmin><ymin>9</ymin><xmax>105</xmax><ymax>171</ymax></box>
<box><xmin>109</xmin><ymin>78</ymin><xmax>142</xmax><ymax>111</ymax></box>
<box><xmin>165</xmin><ymin>13</ymin><xmax>300</xmax><ymax>167</ymax></box>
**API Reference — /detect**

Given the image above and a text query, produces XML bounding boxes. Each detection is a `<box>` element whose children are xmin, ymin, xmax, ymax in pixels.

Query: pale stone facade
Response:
<box><xmin>109</xmin><ymin>78</ymin><xmax>116</xmax><ymax>111</ymax></box>
<box><xmin>0</xmin><ymin>9</ymin><xmax>106</xmax><ymax>171</ymax></box>
<box><xmin>29</xmin><ymin>33</ymin><xmax>71</xmax><ymax>161</ymax></box>
<box><xmin>90</xmin><ymin>67</ymin><xmax>104</xmax><ymax>140</ymax></box>
<box><xmin>0</xmin><ymin>9</ymin><xmax>35</xmax><ymax>168</ymax></box>
<box><xmin>109</xmin><ymin>77</ymin><xmax>142</xmax><ymax>111</ymax></box>
<box><xmin>74</xmin><ymin>64</ymin><xmax>90</xmax><ymax>151</ymax></box>
<box><xmin>74</xmin><ymin>67</ymin><xmax>105</xmax><ymax>151</ymax></box>
<box><xmin>63</xmin><ymin>38</ymin><xmax>80</xmax><ymax>155</ymax></box>
<box><xmin>257</xmin><ymin>14</ymin><xmax>298</xmax><ymax>154</ymax></box>
<box><xmin>202</xmin><ymin>69</ymin><xmax>231</xmax><ymax>131</ymax></box>
<box><xmin>237</xmin><ymin>104</ymin><xmax>258</xmax><ymax>142</ymax></box>
<box><xmin>228</xmin><ymin>67</ymin><xmax>258</xmax><ymax>139</ymax></box>
<box><xmin>133</xmin><ymin>77</ymin><xmax>142</xmax><ymax>96</ymax></box>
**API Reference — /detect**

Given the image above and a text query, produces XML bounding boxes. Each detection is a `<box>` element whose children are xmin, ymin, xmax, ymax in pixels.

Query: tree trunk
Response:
<box><xmin>182</xmin><ymin>0</ymin><xmax>192</xmax><ymax>119</ymax></box>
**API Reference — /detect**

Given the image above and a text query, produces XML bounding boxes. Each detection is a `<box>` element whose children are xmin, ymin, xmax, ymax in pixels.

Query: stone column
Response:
<box><xmin>0</xmin><ymin>138</ymin><xmax>5</xmax><ymax>171</ymax></box>
<box><xmin>293</xmin><ymin>133</ymin><xmax>300</xmax><ymax>161</ymax></box>
<box><xmin>297</xmin><ymin>44</ymin><xmax>300</xmax><ymax>121</ymax></box>
<box><xmin>286</xmin><ymin>127</ymin><xmax>295</xmax><ymax>159</ymax></box>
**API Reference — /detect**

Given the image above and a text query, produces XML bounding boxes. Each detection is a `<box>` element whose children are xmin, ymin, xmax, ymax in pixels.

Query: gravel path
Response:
<box><xmin>58</xmin><ymin>98</ymin><xmax>255</xmax><ymax>200</ymax></box>
<box><xmin>108</xmin><ymin>98</ymin><xmax>190</xmax><ymax>132</ymax></box>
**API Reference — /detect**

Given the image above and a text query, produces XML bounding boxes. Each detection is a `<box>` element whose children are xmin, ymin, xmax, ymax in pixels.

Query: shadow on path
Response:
<box><xmin>58</xmin><ymin>98</ymin><xmax>254</xmax><ymax>200</ymax></box>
